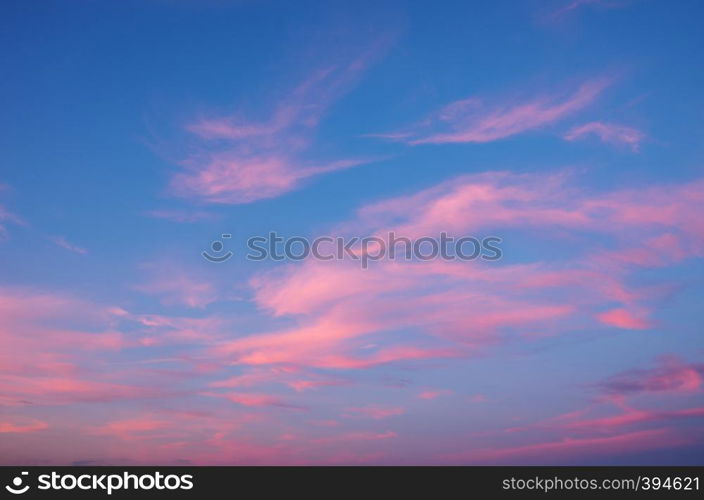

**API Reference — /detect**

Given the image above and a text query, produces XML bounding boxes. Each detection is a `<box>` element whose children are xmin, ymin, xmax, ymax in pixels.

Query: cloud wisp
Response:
<box><xmin>564</xmin><ymin>121</ymin><xmax>645</xmax><ymax>151</ymax></box>
<box><xmin>169</xmin><ymin>41</ymin><xmax>390</xmax><ymax>205</ymax></box>
<box><xmin>0</xmin><ymin>185</ymin><xmax>23</xmax><ymax>239</ymax></box>
<box><xmin>370</xmin><ymin>78</ymin><xmax>612</xmax><ymax>145</ymax></box>
<box><xmin>548</xmin><ymin>0</ymin><xmax>633</xmax><ymax>21</ymax></box>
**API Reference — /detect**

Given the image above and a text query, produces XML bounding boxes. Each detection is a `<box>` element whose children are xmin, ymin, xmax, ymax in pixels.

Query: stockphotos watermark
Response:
<box><xmin>4</xmin><ymin>470</ymin><xmax>194</xmax><ymax>495</ymax></box>
<box><xmin>202</xmin><ymin>231</ymin><xmax>502</xmax><ymax>268</ymax></box>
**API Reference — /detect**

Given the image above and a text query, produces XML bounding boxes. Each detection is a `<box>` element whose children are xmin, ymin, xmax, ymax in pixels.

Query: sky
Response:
<box><xmin>1</xmin><ymin>0</ymin><xmax>704</xmax><ymax>465</ymax></box>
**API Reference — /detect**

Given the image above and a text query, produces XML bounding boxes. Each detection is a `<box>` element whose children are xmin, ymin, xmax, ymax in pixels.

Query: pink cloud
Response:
<box><xmin>286</xmin><ymin>378</ymin><xmax>346</xmax><ymax>392</ymax></box>
<box><xmin>513</xmin><ymin>356</ymin><xmax>704</xmax><ymax>436</ymax></box>
<box><xmin>564</xmin><ymin>407</ymin><xmax>704</xmax><ymax>431</ymax></box>
<box><xmin>169</xmin><ymin>41</ymin><xmax>390</xmax><ymax>205</ymax></box>
<box><xmin>599</xmin><ymin>356</ymin><xmax>703</xmax><ymax>396</ymax></box>
<box><xmin>206</xmin><ymin>391</ymin><xmax>300</xmax><ymax>409</ymax></box>
<box><xmin>95</xmin><ymin>417</ymin><xmax>170</xmax><ymax>440</ymax></box>
<box><xmin>4</xmin><ymin>166</ymin><xmax>703</xmax><ymax>464</ymax></box>
<box><xmin>313</xmin><ymin>431</ymin><xmax>397</xmax><ymax>445</ymax></box>
<box><xmin>374</xmin><ymin>78</ymin><xmax>612</xmax><ymax>145</ymax></box>
<box><xmin>0</xmin><ymin>375</ymin><xmax>158</xmax><ymax>406</ymax></box>
<box><xmin>593</xmin><ymin>233</ymin><xmax>690</xmax><ymax>269</ymax></box>
<box><xmin>209</xmin><ymin>367</ymin><xmax>346</xmax><ymax>394</ymax></box>
<box><xmin>597</xmin><ymin>308</ymin><xmax>652</xmax><ymax>330</ymax></box>
<box><xmin>134</xmin><ymin>263</ymin><xmax>220</xmax><ymax>308</ymax></box>
<box><xmin>344</xmin><ymin>405</ymin><xmax>405</xmax><ymax>420</ymax></box>
<box><xmin>0</xmin><ymin>419</ymin><xmax>48</xmax><ymax>434</ymax></box>
<box><xmin>86</xmin><ymin>409</ymin><xmax>258</xmax><ymax>461</ymax></box>
<box><xmin>465</xmin><ymin>354</ymin><xmax>704</xmax><ymax>464</ymax></box>
<box><xmin>209</xmin><ymin>371</ymin><xmax>278</xmax><ymax>389</ymax></box>
<box><xmin>205</xmin><ymin>171</ymin><xmax>704</xmax><ymax>373</ymax></box>
<box><xmin>459</xmin><ymin>428</ymin><xmax>681</xmax><ymax>464</ymax></box>
<box><xmin>172</xmin><ymin>154</ymin><xmax>370</xmax><ymax>205</ymax></box>
<box><xmin>0</xmin><ymin>287</ymin><xmax>204</xmax><ymax>409</ymax></box>
<box><xmin>418</xmin><ymin>389</ymin><xmax>453</xmax><ymax>400</ymax></box>
<box><xmin>564</xmin><ymin>121</ymin><xmax>645</xmax><ymax>151</ymax></box>
<box><xmin>0</xmin><ymin>288</ymin><xmax>127</xmax><ymax>382</ymax></box>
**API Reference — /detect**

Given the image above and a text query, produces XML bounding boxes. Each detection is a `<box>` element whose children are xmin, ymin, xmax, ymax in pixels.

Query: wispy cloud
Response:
<box><xmin>95</xmin><ymin>417</ymin><xmax>170</xmax><ymax>440</ymax></box>
<box><xmin>313</xmin><ymin>431</ymin><xmax>397</xmax><ymax>445</ymax></box>
<box><xmin>564</xmin><ymin>121</ymin><xmax>645</xmax><ymax>151</ymax></box>
<box><xmin>133</xmin><ymin>261</ymin><xmax>229</xmax><ymax>309</ymax></box>
<box><xmin>0</xmin><ymin>185</ymin><xmax>23</xmax><ymax>239</ymax></box>
<box><xmin>344</xmin><ymin>405</ymin><xmax>405</xmax><ymax>420</ymax></box>
<box><xmin>597</xmin><ymin>307</ymin><xmax>651</xmax><ymax>329</ymax></box>
<box><xmin>169</xmin><ymin>40</ymin><xmax>391</xmax><ymax>204</ymax></box>
<box><xmin>48</xmin><ymin>235</ymin><xmax>88</xmax><ymax>255</ymax></box>
<box><xmin>208</xmin><ymin>367</ymin><xmax>347</xmax><ymax>394</ymax></box>
<box><xmin>372</xmin><ymin>78</ymin><xmax>612</xmax><ymax>145</ymax></box>
<box><xmin>549</xmin><ymin>0</ymin><xmax>633</xmax><ymax>21</ymax></box>
<box><xmin>598</xmin><ymin>356</ymin><xmax>703</xmax><ymax>396</ymax></box>
<box><xmin>454</xmin><ymin>429</ymin><xmax>680</xmax><ymax>464</ymax></box>
<box><xmin>0</xmin><ymin>287</ymin><xmax>199</xmax><ymax>408</ymax></box>
<box><xmin>205</xmin><ymin>391</ymin><xmax>302</xmax><ymax>409</ymax></box>
<box><xmin>564</xmin><ymin>407</ymin><xmax>704</xmax><ymax>431</ymax></box>
<box><xmin>210</xmin><ymin>171</ymin><xmax>704</xmax><ymax>373</ymax></box>
<box><xmin>0</xmin><ymin>418</ymin><xmax>48</xmax><ymax>434</ymax></box>
<box><xmin>417</xmin><ymin>389</ymin><xmax>453</xmax><ymax>400</ymax></box>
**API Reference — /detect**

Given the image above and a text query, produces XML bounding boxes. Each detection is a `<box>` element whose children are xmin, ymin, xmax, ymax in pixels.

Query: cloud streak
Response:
<box><xmin>48</xmin><ymin>235</ymin><xmax>88</xmax><ymax>255</ymax></box>
<box><xmin>169</xmin><ymin>41</ymin><xmax>390</xmax><ymax>204</ymax></box>
<box><xmin>0</xmin><ymin>419</ymin><xmax>48</xmax><ymax>434</ymax></box>
<box><xmin>373</xmin><ymin>78</ymin><xmax>612</xmax><ymax>145</ymax></box>
<box><xmin>564</xmin><ymin>121</ymin><xmax>645</xmax><ymax>151</ymax></box>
